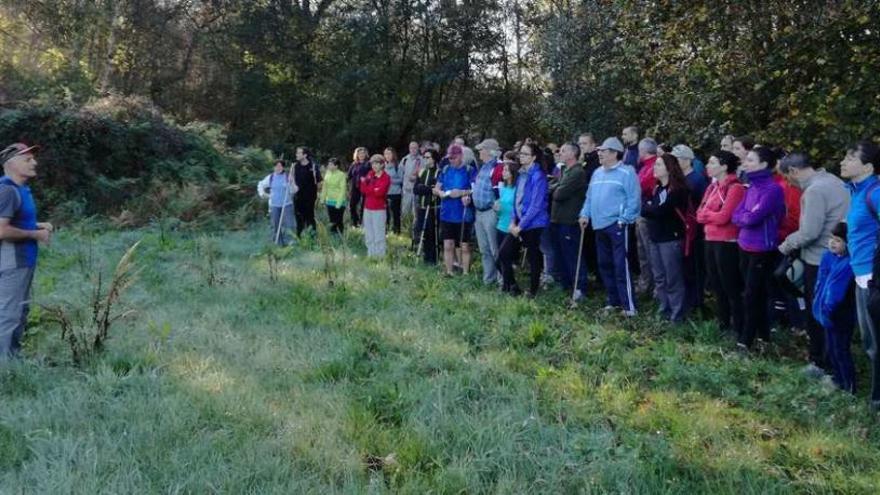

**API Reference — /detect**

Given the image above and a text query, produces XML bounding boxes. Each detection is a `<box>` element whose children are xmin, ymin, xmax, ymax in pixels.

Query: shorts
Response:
<box><xmin>441</xmin><ymin>221</ymin><xmax>473</xmax><ymax>246</ymax></box>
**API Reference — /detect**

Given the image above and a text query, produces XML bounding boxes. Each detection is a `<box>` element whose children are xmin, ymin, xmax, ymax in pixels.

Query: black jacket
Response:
<box><xmin>642</xmin><ymin>184</ymin><xmax>687</xmax><ymax>243</ymax></box>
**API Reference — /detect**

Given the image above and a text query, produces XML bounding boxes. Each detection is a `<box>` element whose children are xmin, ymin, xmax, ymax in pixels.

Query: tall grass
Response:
<box><xmin>1</xmin><ymin>223</ymin><xmax>879</xmax><ymax>493</ymax></box>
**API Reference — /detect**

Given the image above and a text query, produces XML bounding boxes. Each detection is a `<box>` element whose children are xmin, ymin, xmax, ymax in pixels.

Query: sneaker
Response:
<box><xmin>621</xmin><ymin>310</ymin><xmax>637</xmax><ymax>318</ymax></box>
<box><xmin>735</xmin><ymin>342</ymin><xmax>750</xmax><ymax>356</ymax></box>
<box><xmin>601</xmin><ymin>305</ymin><xmax>617</xmax><ymax>313</ymax></box>
<box><xmin>802</xmin><ymin>363</ymin><xmax>826</xmax><ymax>380</ymax></box>
<box><xmin>572</xmin><ymin>289</ymin><xmax>584</xmax><ymax>302</ymax></box>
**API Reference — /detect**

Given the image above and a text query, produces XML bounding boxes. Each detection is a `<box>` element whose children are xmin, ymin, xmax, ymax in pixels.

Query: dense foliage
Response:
<box><xmin>1</xmin><ymin>0</ymin><xmax>879</xmax><ymax>211</ymax></box>
<box><xmin>3</xmin><ymin>1</ymin><xmax>875</xmax><ymax>160</ymax></box>
<box><xmin>0</xmin><ymin>96</ymin><xmax>278</xmax><ymax>221</ymax></box>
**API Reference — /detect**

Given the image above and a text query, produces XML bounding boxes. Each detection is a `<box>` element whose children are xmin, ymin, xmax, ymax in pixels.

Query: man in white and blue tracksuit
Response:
<box><xmin>578</xmin><ymin>137</ymin><xmax>641</xmax><ymax>316</ymax></box>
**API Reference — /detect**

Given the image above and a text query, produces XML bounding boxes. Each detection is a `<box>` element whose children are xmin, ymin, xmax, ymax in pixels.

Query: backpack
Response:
<box><xmin>675</xmin><ymin>195</ymin><xmax>698</xmax><ymax>257</ymax></box>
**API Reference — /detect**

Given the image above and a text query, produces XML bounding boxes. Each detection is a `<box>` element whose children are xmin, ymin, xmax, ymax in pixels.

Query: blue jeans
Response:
<box><xmin>269</xmin><ymin>205</ymin><xmax>296</xmax><ymax>246</ymax></box>
<box><xmin>550</xmin><ymin>223</ymin><xmax>587</xmax><ymax>292</ymax></box>
<box><xmin>540</xmin><ymin>227</ymin><xmax>561</xmax><ymax>281</ymax></box>
<box><xmin>595</xmin><ymin>223</ymin><xmax>636</xmax><ymax>312</ymax></box>
<box><xmin>826</xmin><ymin>308</ymin><xmax>856</xmax><ymax>393</ymax></box>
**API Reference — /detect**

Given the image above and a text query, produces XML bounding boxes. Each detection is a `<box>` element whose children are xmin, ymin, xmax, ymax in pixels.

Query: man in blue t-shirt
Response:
<box><xmin>433</xmin><ymin>144</ymin><xmax>476</xmax><ymax>276</ymax></box>
<box><xmin>0</xmin><ymin>143</ymin><xmax>53</xmax><ymax>360</ymax></box>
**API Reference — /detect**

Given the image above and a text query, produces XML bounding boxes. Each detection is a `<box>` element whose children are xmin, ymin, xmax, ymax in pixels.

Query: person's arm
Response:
<box><xmin>0</xmin><ymin>218</ymin><xmax>49</xmax><ymax>243</ymax></box>
<box><xmin>779</xmin><ymin>188</ymin><xmax>825</xmax><ymax>254</ymax></box>
<box><xmin>518</xmin><ymin>172</ymin><xmax>547</xmax><ymax>231</ymax></box>
<box><xmin>373</xmin><ymin>173</ymin><xmax>391</xmax><ymax>197</ymax></box>
<box><xmin>700</xmin><ymin>183</ymin><xmax>745</xmax><ymax>226</ymax></box>
<box><xmin>578</xmin><ymin>178</ymin><xmax>593</xmax><ymax>226</ymax></box>
<box><xmin>257</xmin><ymin>175</ymin><xmax>271</xmax><ymax>199</ymax></box>
<box><xmin>733</xmin><ymin>187</ymin><xmax>782</xmax><ymax>227</ymax></box>
<box><xmin>621</xmin><ymin>169</ymin><xmax>641</xmax><ymax>224</ymax></box>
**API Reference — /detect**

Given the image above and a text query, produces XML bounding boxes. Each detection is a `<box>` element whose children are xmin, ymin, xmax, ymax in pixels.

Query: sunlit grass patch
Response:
<box><xmin>3</xmin><ymin>224</ymin><xmax>880</xmax><ymax>493</ymax></box>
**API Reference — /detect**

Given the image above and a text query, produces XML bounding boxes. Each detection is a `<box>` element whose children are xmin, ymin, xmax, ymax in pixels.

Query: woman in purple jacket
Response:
<box><xmin>502</xmin><ymin>143</ymin><xmax>550</xmax><ymax>297</ymax></box>
<box><xmin>732</xmin><ymin>147</ymin><xmax>785</xmax><ymax>351</ymax></box>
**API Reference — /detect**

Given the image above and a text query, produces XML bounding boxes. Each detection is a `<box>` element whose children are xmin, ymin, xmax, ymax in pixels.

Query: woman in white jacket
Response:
<box><xmin>257</xmin><ymin>160</ymin><xmax>298</xmax><ymax>245</ymax></box>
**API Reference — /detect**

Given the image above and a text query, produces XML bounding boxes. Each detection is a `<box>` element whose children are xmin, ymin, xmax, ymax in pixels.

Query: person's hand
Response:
<box><xmin>492</xmin><ymin>200</ymin><xmax>500</xmax><ymax>212</ymax></box>
<box><xmin>578</xmin><ymin>217</ymin><xmax>589</xmax><ymax>229</ymax></box>
<box><xmin>432</xmin><ymin>186</ymin><xmax>443</xmax><ymax>197</ymax></box>
<box><xmin>510</xmin><ymin>225</ymin><xmax>520</xmax><ymax>237</ymax></box>
<box><xmin>33</xmin><ymin>229</ymin><xmax>51</xmax><ymax>244</ymax></box>
<box><xmin>462</xmin><ymin>195</ymin><xmax>471</xmax><ymax>206</ymax></box>
<box><xmin>37</xmin><ymin>222</ymin><xmax>54</xmax><ymax>233</ymax></box>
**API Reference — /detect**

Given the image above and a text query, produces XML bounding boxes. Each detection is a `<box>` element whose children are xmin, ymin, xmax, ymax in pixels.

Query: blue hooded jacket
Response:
<box><xmin>812</xmin><ymin>250</ymin><xmax>854</xmax><ymax>329</ymax></box>
<box><xmin>515</xmin><ymin>162</ymin><xmax>549</xmax><ymax>231</ymax></box>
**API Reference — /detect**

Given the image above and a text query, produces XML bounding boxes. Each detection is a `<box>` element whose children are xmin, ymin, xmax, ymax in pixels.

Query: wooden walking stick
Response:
<box><xmin>273</xmin><ymin>155</ymin><xmax>290</xmax><ymax>245</ymax></box>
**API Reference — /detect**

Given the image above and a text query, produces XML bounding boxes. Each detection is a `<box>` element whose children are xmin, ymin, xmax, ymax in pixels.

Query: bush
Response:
<box><xmin>0</xmin><ymin>98</ymin><xmax>274</xmax><ymax>225</ymax></box>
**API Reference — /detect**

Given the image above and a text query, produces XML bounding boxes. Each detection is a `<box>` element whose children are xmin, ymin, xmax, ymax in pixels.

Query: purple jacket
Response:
<box><xmin>516</xmin><ymin>162</ymin><xmax>550</xmax><ymax>231</ymax></box>
<box><xmin>732</xmin><ymin>168</ymin><xmax>785</xmax><ymax>252</ymax></box>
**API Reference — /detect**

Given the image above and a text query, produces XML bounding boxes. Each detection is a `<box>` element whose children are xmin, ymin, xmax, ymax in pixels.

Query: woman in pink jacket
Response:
<box><xmin>697</xmin><ymin>150</ymin><xmax>746</xmax><ymax>339</ymax></box>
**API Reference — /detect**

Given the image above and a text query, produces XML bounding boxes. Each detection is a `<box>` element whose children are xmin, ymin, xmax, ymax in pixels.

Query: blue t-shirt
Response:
<box><xmin>438</xmin><ymin>164</ymin><xmax>476</xmax><ymax>223</ymax></box>
<box><xmin>0</xmin><ymin>177</ymin><xmax>38</xmax><ymax>269</ymax></box>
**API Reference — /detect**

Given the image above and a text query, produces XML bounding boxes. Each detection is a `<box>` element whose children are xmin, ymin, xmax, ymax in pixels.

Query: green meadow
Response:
<box><xmin>2</xmin><ymin>223</ymin><xmax>879</xmax><ymax>494</ymax></box>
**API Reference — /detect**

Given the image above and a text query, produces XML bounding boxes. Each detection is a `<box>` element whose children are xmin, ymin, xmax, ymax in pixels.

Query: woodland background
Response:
<box><xmin>1</xmin><ymin>0</ymin><xmax>879</xmax><ymax>219</ymax></box>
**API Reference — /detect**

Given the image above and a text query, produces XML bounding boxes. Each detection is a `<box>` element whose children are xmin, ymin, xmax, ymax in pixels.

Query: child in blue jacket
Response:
<box><xmin>812</xmin><ymin>222</ymin><xmax>856</xmax><ymax>393</ymax></box>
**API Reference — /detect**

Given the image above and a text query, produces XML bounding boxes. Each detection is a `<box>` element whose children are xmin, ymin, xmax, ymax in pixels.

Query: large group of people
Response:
<box><xmin>257</xmin><ymin>130</ymin><xmax>880</xmax><ymax>411</ymax></box>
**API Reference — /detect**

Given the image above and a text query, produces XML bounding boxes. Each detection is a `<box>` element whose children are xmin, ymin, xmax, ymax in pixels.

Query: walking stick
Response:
<box><xmin>571</xmin><ymin>226</ymin><xmax>586</xmax><ymax>305</ymax></box>
<box><xmin>493</xmin><ymin>232</ymin><xmax>512</xmax><ymax>273</ymax></box>
<box><xmin>416</xmin><ymin>205</ymin><xmax>431</xmax><ymax>257</ymax></box>
<box><xmin>274</xmin><ymin>172</ymin><xmax>292</xmax><ymax>245</ymax></box>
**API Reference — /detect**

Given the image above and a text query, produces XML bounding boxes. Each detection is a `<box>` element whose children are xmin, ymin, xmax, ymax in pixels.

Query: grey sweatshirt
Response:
<box><xmin>385</xmin><ymin>162</ymin><xmax>404</xmax><ymax>195</ymax></box>
<box><xmin>779</xmin><ymin>169</ymin><xmax>851</xmax><ymax>265</ymax></box>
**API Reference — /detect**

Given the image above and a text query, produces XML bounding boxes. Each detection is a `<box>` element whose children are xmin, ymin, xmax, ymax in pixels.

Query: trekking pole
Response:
<box><xmin>416</xmin><ymin>205</ymin><xmax>431</xmax><ymax>257</ymax></box>
<box><xmin>571</xmin><ymin>226</ymin><xmax>586</xmax><ymax>305</ymax></box>
<box><xmin>271</xmin><ymin>154</ymin><xmax>287</xmax><ymax>245</ymax></box>
<box><xmin>274</xmin><ymin>169</ymin><xmax>292</xmax><ymax>245</ymax></box>
<box><xmin>493</xmin><ymin>232</ymin><xmax>512</xmax><ymax>273</ymax></box>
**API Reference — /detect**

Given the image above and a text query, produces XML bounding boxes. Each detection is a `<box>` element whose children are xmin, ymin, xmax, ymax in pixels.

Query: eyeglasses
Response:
<box><xmin>422</xmin><ymin>155</ymin><xmax>432</xmax><ymax>159</ymax></box>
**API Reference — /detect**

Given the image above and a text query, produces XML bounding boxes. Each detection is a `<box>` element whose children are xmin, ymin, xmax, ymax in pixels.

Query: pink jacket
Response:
<box><xmin>696</xmin><ymin>174</ymin><xmax>745</xmax><ymax>242</ymax></box>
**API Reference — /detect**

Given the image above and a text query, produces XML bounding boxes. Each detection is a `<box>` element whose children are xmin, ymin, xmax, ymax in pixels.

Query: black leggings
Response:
<box><xmin>327</xmin><ymin>205</ymin><xmax>345</xmax><ymax>234</ymax></box>
<box><xmin>499</xmin><ymin>228</ymin><xmax>544</xmax><ymax>295</ymax></box>
<box><xmin>739</xmin><ymin>250</ymin><xmax>776</xmax><ymax>347</ymax></box>
<box><xmin>387</xmin><ymin>194</ymin><xmax>402</xmax><ymax>234</ymax></box>
<box><xmin>705</xmin><ymin>241</ymin><xmax>745</xmax><ymax>336</ymax></box>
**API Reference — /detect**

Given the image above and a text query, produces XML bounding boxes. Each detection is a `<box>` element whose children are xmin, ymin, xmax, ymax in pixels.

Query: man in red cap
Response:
<box><xmin>0</xmin><ymin>143</ymin><xmax>52</xmax><ymax>360</ymax></box>
<box><xmin>433</xmin><ymin>144</ymin><xmax>476</xmax><ymax>276</ymax></box>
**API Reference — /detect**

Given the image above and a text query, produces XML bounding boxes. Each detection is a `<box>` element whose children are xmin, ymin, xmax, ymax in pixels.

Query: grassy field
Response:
<box><xmin>2</xmin><ymin>223</ymin><xmax>880</xmax><ymax>494</ymax></box>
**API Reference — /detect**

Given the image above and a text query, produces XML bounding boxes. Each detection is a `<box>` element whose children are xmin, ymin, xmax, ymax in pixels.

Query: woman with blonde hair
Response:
<box><xmin>348</xmin><ymin>147</ymin><xmax>369</xmax><ymax>227</ymax></box>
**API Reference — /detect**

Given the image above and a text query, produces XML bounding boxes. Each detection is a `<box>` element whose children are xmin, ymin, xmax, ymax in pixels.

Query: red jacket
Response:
<box><xmin>359</xmin><ymin>170</ymin><xmax>391</xmax><ymax>210</ymax></box>
<box><xmin>774</xmin><ymin>173</ymin><xmax>801</xmax><ymax>241</ymax></box>
<box><xmin>696</xmin><ymin>174</ymin><xmax>746</xmax><ymax>242</ymax></box>
<box><xmin>637</xmin><ymin>155</ymin><xmax>658</xmax><ymax>199</ymax></box>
